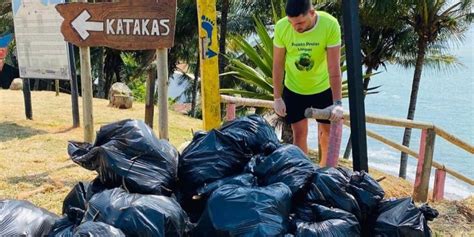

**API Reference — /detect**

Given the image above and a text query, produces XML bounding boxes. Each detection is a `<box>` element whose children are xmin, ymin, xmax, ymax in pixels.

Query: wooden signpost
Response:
<box><xmin>56</xmin><ymin>0</ymin><xmax>176</xmax><ymax>50</ymax></box>
<box><xmin>56</xmin><ymin>0</ymin><xmax>177</xmax><ymax>141</ymax></box>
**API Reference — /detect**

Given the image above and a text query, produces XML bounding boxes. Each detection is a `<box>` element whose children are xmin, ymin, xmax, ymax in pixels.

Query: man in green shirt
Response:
<box><xmin>273</xmin><ymin>0</ymin><xmax>343</xmax><ymax>166</ymax></box>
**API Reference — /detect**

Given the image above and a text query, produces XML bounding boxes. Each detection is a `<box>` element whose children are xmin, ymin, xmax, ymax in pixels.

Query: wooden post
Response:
<box><xmin>156</xmin><ymin>49</ymin><xmax>169</xmax><ymax>140</ymax></box>
<box><xmin>79</xmin><ymin>46</ymin><xmax>94</xmax><ymax>142</ymax></box>
<box><xmin>68</xmin><ymin>42</ymin><xmax>80</xmax><ymax>128</ymax></box>
<box><xmin>145</xmin><ymin>67</ymin><xmax>156</xmax><ymax>128</ymax></box>
<box><xmin>197</xmin><ymin>0</ymin><xmax>222</xmax><ymax>130</ymax></box>
<box><xmin>413</xmin><ymin>128</ymin><xmax>436</xmax><ymax>202</ymax></box>
<box><xmin>55</xmin><ymin>79</ymin><xmax>60</xmax><ymax>96</ymax></box>
<box><xmin>22</xmin><ymin>78</ymin><xmax>33</xmax><ymax>120</ymax></box>
<box><xmin>226</xmin><ymin>103</ymin><xmax>236</xmax><ymax>121</ymax></box>
<box><xmin>433</xmin><ymin>168</ymin><xmax>446</xmax><ymax>201</ymax></box>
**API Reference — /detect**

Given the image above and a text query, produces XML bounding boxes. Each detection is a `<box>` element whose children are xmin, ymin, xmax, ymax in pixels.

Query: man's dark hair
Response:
<box><xmin>286</xmin><ymin>0</ymin><xmax>312</xmax><ymax>17</ymax></box>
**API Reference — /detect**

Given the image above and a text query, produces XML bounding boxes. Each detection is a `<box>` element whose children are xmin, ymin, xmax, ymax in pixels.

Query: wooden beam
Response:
<box><xmin>435</xmin><ymin>126</ymin><xmax>474</xmax><ymax>154</ymax></box>
<box><xmin>343</xmin><ymin>121</ymin><xmax>419</xmax><ymax>158</ymax></box>
<box><xmin>364</xmin><ymin>113</ymin><xmax>435</xmax><ymax>130</ymax></box>
<box><xmin>220</xmin><ymin>95</ymin><xmax>273</xmax><ymax>108</ymax></box>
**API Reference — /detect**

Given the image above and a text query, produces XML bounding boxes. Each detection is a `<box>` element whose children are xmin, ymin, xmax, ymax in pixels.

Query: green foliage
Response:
<box><xmin>121</xmin><ymin>52</ymin><xmax>148</xmax><ymax>102</ymax></box>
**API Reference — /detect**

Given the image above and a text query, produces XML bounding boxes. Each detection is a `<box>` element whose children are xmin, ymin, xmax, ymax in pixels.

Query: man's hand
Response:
<box><xmin>273</xmin><ymin>98</ymin><xmax>287</xmax><ymax>117</ymax></box>
<box><xmin>328</xmin><ymin>104</ymin><xmax>343</xmax><ymax>121</ymax></box>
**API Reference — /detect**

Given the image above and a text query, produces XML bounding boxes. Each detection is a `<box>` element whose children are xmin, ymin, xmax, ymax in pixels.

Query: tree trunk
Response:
<box><xmin>343</xmin><ymin>68</ymin><xmax>373</xmax><ymax>159</ymax></box>
<box><xmin>218</xmin><ymin>0</ymin><xmax>229</xmax><ymax>74</ymax></box>
<box><xmin>399</xmin><ymin>39</ymin><xmax>427</xmax><ymax>178</ymax></box>
<box><xmin>191</xmin><ymin>53</ymin><xmax>200</xmax><ymax>118</ymax></box>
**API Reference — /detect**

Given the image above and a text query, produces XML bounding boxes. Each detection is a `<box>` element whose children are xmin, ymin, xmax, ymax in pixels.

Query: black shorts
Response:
<box><xmin>282</xmin><ymin>87</ymin><xmax>333</xmax><ymax>124</ymax></box>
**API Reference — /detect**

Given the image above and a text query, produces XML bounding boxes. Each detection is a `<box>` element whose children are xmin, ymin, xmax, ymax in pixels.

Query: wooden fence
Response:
<box><xmin>221</xmin><ymin>95</ymin><xmax>474</xmax><ymax>202</ymax></box>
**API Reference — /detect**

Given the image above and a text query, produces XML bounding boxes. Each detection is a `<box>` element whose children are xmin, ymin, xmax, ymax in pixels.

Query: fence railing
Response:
<box><xmin>221</xmin><ymin>95</ymin><xmax>474</xmax><ymax>202</ymax></box>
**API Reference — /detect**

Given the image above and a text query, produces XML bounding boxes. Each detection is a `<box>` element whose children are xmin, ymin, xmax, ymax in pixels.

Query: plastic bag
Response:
<box><xmin>372</xmin><ymin>198</ymin><xmax>434</xmax><ymax>237</ymax></box>
<box><xmin>48</xmin><ymin>217</ymin><xmax>75</xmax><ymax>237</ymax></box>
<box><xmin>246</xmin><ymin>144</ymin><xmax>315</xmax><ymax>195</ymax></box>
<box><xmin>219</xmin><ymin>114</ymin><xmax>280</xmax><ymax>154</ymax></box>
<box><xmin>178</xmin><ymin>129</ymin><xmax>252</xmax><ymax>221</ymax></box>
<box><xmin>62</xmin><ymin>182</ymin><xmax>90</xmax><ymax>225</ymax></box>
<box><xmin>193</xmin><ymin>183</ymin><xmax>292</xmax><ymax>236</ymax></box>
<box><xmin>0</xmin><ymin>199</ymin><xmax>58</xmax><ymax>236</ymax></box>
<box><xmin>293</xmin><ymin>204</ymin><xmax>360</xmax><ymax>237</ymax></box>
<box><xmin>347</xmin><ymin>171</ymin><xmax>385</xmax><ymax>235</ymax></box>
<box><xmin>196</xmin><ymin>173</ymin><xmax>257</xmax><ymax>197</ymax></box>
<box><xmin>302</xmin><ymin>167</ymin><xmax>361</xmax><ymax>220</ymax></box>
<box><xmin>74</xmin><ymin>221</ymin><xmax>125</xmax><ymax>237</ymax></box>
<box><xmin>68</xmin><ymin>119</ymin><xmax>179</xmax><ymax>196</ymax></box>
<box><xmin>82</xmin><ymin>188</ymin><xmax>189</xmax><ymax>237</ymax></box>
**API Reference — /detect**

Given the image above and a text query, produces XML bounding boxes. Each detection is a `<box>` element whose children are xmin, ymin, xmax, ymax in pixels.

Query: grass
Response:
<box><xmin>0</xmin><ymin>89</ymin><xmax>201</xmax><ymax>214</ymax></box>
<box><xmin>0</xmin><ymin>89</ymin><xmax>472</xmax><ymax>236</ymax></box>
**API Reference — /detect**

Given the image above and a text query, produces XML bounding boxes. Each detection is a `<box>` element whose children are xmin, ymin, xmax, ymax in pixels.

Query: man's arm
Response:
<box><xmin>273</xmin><ymin>46</ymin><xmax>286</xmax><ymax>99</ymax></box>
<box><xmin>327</xmin><ymin>45</ymin><xmax>342</xmax><ymax>102</ymax></box>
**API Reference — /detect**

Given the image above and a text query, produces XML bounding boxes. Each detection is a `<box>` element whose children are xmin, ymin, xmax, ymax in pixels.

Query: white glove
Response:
<box><xmin>328</xmin><ymin>104</ymin><xmax>344</xmax><ymax>121</ymax></box>
<box><xmin>273</xmin><ymin>98</ymin><xmax>287</xmax><ymax>117</ymax></box>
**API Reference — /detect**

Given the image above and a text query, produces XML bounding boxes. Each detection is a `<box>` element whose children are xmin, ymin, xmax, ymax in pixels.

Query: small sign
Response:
<box><xmin>56</xmin><ymin>0</ymin><xmax>177</xmax><ymax>50</ymax></box>
<box><xmin>11</xmin><ymin>0</ymin><xmax>71</xmax><ymax>80</ymax></box>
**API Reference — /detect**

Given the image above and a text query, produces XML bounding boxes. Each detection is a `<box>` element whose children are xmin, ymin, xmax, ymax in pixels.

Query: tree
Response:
<box><xmin>396</xmin><ymin>0</ymin><xmax>473</xmax><ymax>178</ymax></box>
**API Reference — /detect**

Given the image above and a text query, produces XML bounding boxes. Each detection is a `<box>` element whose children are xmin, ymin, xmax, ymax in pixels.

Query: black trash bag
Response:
<box><xmin>347</xmin><ymin>171</ymin><xmax>385</xmax><ymax>235</ymax></box>
<box><xmin>82</xmin><ymin>188</ymin><xmax>189</xmax><ymax>237</ymax></box>
<box><xmin>74</xmin><ymin>221</ymin><xmax>125</xmax><ymax>237</ymax></box>
<box><xmin>303</xmin><ymin>167</ymin><xmax>361</xmax><ymax>220</ymax></box>
<box><xmin>293</xmin><ymin>204</ymin><xmax>361</xmax><ymax>237</ymax></box>
<box><xmin>419</xmin><ymin>203</ymin><xmax>439</xmax><ymax>221</ymax></box>
<box><xmin>246</xmin><ymin>144</ymin><xmax>315</xmax><ymax>196</ymax></box>
<box><xmin>196</xmin><ymin>173</ymin><xmax>257</xmax><ymax>197</ymax></box>
<box><xmin>193</xmin><ymin>183</ymin><xmax>292</xmax><ymax>237</ymax></box>
<box><xmin>68</xmin><ymin>119</ymin><xmax>179</xmax><ymax>196</ymax></box>
<box><xmin>48</xmin><ymin>217</ymin><xmax>75</xmax><ymax>237</ymax></box>
<box><xmin>62</xmin><ymin>182</ymin><xmax>90</xmax><ymax>225</ymax></box>
<box><xmin>372</xmin><ymin>197</ymin><xmax>434</xmax><ymax>237</ymax></box>
<box><xmin>219</xmin><ymin>114</ymin><xmax>280</xmax><ymax>154</ymax></box>
<box><xmin>178</xmin><ymin>129</ymin><xmax>252</xmax><ymax>221</ymax></box>
<box><xmin>0</xmin><ymin>200</ymin><xmax>59</xmax><ymax>236</ymax></box>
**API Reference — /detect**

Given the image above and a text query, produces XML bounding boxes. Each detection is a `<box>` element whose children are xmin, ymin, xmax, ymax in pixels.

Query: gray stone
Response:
<box><xmin>108</xmin><ymin>82</ymin><xmax>133</xmax><ymax>109</ymax></box>
<box><xmin>9</xmin><ymin>78</ymin><xmax>23</xmax><ymax>90</ymax></box>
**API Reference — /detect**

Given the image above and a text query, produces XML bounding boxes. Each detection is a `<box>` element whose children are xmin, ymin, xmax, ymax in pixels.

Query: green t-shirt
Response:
<box><xmin>274</xmin><ymin>11</ymin><xmax>341</xmax><ymax>95</ymax></box>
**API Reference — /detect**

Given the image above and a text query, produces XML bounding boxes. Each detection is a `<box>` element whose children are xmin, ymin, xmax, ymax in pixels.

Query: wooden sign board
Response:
<box><xmin>56</xmin><ymin>0</ymin><xmax>176</xmax><ymax>50</ymax></box>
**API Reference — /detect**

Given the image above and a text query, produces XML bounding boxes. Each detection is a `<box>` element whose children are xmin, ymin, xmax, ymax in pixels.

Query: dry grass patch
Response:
<box><xmin>0</xmin><ymin>90</ymin><xmax>201</xmax><ymax>214</ymax></box>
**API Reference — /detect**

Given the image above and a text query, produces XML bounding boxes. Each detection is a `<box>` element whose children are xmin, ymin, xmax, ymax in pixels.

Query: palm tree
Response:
<box><xmin>395</xmin><ymin>0</ymin><xmax>473</xmax><ymax>178</ymax></box>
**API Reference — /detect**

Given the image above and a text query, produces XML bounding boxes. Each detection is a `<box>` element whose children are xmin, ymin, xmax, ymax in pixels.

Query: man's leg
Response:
<box><xmin>318</xmin><ymin>123</ymin><xmax>331</xmax><ymax>166</ymax></box>
<box><xmin>292</xmin><ymin>119</ymin><xmax>309</xmax><ymax>154</ymax></box>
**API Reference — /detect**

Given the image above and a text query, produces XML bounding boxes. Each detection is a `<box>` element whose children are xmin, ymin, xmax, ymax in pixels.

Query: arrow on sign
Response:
<box><xmin>72</xmin><ymin>10</ymin><xmax>104</xmax><ymax>40</ymax></box>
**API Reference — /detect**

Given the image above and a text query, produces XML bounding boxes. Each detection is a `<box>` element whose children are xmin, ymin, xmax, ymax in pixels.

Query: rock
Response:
<box><xmin>108</xmin><ymin>82</ymin><xmax>133</xmax><ymax>109</ymax></box>
<box><xmin>9</xmin><ymin>78</ymin><xmax>23</xmax><ymax>90</ymax></box>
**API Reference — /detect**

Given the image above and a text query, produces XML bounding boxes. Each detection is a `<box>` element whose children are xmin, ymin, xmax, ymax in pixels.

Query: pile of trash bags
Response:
<box><xmin>0</xmin><ymin>115</ymin><xmax>439</xmax><ymax>236</ymax></box>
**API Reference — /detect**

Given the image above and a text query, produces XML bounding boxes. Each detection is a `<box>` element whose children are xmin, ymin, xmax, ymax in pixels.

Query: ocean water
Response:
<box><xmin>308</xmin><ymin>27</ymin><xmax>474</xmax><ymax>199</ymax></box>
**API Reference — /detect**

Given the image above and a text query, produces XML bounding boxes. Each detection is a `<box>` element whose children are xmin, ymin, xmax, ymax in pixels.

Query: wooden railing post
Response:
<box><xmin>413</xmin><ymin>128</ymin><xmax>436</xmax><ymax>202</ymax></box>
<box><xmin>226</xmin><ymin>103</ymin><xmax>236</xmax><ymax>121</ymax></box>
<box><xmin>433</xmin><ymin>167</ymin><xmax>447</xmax><ymax>201</ymax></box>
